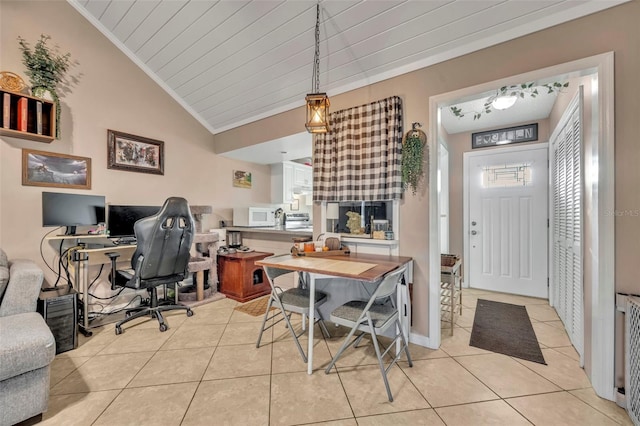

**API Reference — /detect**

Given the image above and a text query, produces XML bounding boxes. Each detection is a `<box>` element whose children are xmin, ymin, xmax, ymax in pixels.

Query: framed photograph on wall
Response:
<box><xmin>233</xmin><ymin>170</ymin><xmax>252</xmax><ymax>188</ymax></box>
<box><xmin>22</xmin><ymin>149</ymin><xmax>91</xmax><ymax>189</ymax></box>
<box><xmin>107</xmin><ymin>129</ymin><xmax>164</xmax><ymax>175</ymax></box>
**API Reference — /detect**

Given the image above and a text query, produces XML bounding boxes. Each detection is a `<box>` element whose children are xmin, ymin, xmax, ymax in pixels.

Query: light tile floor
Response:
<box><xmin>43</xmin><ymin>289</ymin><xmax>633</xmax><ymax>425</ymax></box>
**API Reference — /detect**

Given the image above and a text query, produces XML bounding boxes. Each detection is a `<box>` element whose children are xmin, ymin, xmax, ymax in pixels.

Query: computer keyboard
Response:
<box><xmin>114</xmin><ymin>237</ymin><xmax>137</xmax><ymax>245</ymax></box>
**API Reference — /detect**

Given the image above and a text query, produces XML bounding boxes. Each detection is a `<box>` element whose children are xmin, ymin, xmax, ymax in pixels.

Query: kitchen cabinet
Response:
<box><xmin>293</xmin><ymin>164</ymin><xmax>312</xmax><ymax>187</ymax></box>
<box><xmin>271</xmin><ymin>161</ymin><xmax>311</xmax><ymax>204</ymax></box>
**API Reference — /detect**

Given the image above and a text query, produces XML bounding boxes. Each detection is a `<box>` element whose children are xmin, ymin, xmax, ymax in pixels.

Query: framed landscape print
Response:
<box><xmin>233</xmin><ymin>170</ymin><xmax>252</xmax><ymax>188</ymax></box>
<box><xmin>22</xmin><ymin>149</ymin><xmax>91</xmax><ymax>189</ymax></box>
<box><xmin>107</xmin><ymin>129</ymin><xmax>164</xmax><ymax>175</ymax></box>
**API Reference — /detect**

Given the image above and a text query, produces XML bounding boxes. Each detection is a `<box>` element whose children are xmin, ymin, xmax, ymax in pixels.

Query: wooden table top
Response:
<box><xmin>256</xmin><ymin>252</ymin><xmax>412</xmax><ymax>282</ymax></box>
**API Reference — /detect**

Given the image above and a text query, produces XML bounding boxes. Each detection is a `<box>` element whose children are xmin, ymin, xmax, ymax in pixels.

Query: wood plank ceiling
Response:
<box><xmin>69</xmin><ymin>0</ymin><xmax>626</xmax><ymax>134</ymax></box>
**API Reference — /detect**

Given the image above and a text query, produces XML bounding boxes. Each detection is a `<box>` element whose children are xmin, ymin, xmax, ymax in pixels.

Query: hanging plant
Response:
<box><xmin>17</xmin><ymin>34</ymin><xmax>73</xmax><ymax>139</ymax></box>
<box><xmin>401</xmin><ymin>123</ymin><xmax>427</xmax><ymax>195</ymax></box>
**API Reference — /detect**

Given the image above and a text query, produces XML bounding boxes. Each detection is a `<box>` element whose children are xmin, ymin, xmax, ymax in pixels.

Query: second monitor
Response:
<box><xmin>107</xmin><ymin>205</ymin><xmax>161</xmax><ymax>239</ymax></box>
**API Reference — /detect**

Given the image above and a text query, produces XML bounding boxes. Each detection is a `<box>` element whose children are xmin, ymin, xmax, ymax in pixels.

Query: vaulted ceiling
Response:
<box><xmin>69</xmin><ymin>0</ymin><xmax>626</xmax><ymax>135</ymax></box>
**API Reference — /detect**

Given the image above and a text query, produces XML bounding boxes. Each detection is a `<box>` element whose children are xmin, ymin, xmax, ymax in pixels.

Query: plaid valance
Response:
<box><xmin>313</xmin><ymin>96</ymin><xmax>403</xmax><ymax>201</ymax></box>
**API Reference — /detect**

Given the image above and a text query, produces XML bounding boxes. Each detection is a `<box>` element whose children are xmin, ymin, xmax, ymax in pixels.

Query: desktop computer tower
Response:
<box><xmin>37</xmin><ymin>287</ymin><xmax>78</xmax><ymax>354</ymax></box>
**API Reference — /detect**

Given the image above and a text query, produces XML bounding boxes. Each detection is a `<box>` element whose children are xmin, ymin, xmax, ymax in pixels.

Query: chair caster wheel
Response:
<box><xmin>186</xmin><ymin>309</ymin><xmax>194</xmax><ymax>317</ymax></box>
<box><xmin>115</xmin><ymin>327</ymin><xmax>123</xmax><ymax>335</ymax></box>
<box><xmin>159</xmin><ymin>323</ymin><xmax>168</xmax><ymax>332</ymax></box>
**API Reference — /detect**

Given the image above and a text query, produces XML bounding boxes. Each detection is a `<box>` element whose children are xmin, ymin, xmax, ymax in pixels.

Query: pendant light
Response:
<box><xmin>305</xmin><ymin>2</ymin><xmax>330</xmax><ymax>133</ymax></box>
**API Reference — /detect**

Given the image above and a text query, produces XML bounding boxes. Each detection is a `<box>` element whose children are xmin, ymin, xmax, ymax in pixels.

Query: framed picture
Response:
<box><xmin>107</xmin><ymin>129</ymin><xmax>164</xmax><ymax>175</ymax></box>
<box><xmin>22</xmin><ymin>149</ymin><xmax>91</xmax><ymax>189</ymax></box>
<box><xmin>472</xmin><ymin>123</ymin><xmax>538</xmax><ymax>149</ymax></box>
<box><xmin>233</xmin><ymin>170</ymin><xmax>252</xmax><ymax>188</ymax></box>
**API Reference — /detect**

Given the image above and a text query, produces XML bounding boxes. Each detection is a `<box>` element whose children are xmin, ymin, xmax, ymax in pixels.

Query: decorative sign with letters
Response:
<box><xmin>472</xmin><ymin>123</ymin><xmax>538</xmax><ymax>149</ymax></box>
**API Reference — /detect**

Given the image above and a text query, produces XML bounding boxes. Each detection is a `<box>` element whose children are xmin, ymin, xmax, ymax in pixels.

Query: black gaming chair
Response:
<box><xmin>106</xmin><ymin>197</ymin><xmax>195</xmax><ymax>334</ymax></box>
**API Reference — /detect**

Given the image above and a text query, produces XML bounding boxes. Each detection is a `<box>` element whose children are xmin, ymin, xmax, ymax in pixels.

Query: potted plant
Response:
<box><xmin>17</xmin><ymin>34</ymin><xmax>73</xmax><ymax>139</ymax></box>
<box><xmin>401</xmin><ymin>123</ymin><xmax>427</xmax><ymax>195</ymax></box>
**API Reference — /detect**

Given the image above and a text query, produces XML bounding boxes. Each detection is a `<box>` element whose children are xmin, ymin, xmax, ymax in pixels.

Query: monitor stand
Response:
<box><xmin>64</xmin><ymin>226</ymin><xmax>77</xmax><ymax>236</ymax></box>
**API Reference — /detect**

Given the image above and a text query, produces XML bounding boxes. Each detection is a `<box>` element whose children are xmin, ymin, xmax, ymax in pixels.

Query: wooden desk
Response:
<box><xmin>257</xmin><ymin>253</ymin><xmax>413</xmax><ymax>374</ymax></box>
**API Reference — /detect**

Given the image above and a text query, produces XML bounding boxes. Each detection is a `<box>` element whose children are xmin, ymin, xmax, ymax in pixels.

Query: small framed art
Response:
<box><xmin>107</xmin><ymin>129</ymin><xmax>164</xmax><ymax>175</ymax></box>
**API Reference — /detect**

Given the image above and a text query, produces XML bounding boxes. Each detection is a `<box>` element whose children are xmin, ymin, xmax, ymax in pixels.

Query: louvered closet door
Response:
<box><xmin>550</xmin><ymin>88</ymin><xmax>583</xmax><ymax>360</ymax></box>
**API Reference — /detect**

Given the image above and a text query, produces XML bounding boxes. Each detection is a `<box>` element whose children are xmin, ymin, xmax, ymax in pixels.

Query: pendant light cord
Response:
<box><xmin>311</xmin><ymin>1</ymin><xmax>320</xmax><ymax>94</ymax></box>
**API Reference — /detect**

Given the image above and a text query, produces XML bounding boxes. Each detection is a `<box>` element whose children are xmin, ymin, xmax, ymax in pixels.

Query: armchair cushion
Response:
<box><xmin>0</xmin><ymin>249</ymin><xmax>8</xmax><ymax>301</ymax></box>
<box><xmin>0</xmin><ymin>259</ymin><xmax>44</xmax><ymax>317</ymax></box>
<box><xmin>0</xmin><ymin>265</ymin><xmax>8</xmax><ymax>302</ymax></box>
<box><xmin>0</xmin><ymin>312</ymin><xmax>56</xmax><ymax>381</ymax></box>
<box><xmin>0</xmin><ymin>248</ymin><xmax>7</xmax><ymax>267</ymax></box>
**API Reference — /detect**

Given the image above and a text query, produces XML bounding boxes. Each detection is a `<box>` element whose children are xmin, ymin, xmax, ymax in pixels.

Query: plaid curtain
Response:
<box><xmin>313</xmin><ymin>96</ymin><xmax>403</xmax><ymax>201</ymax></box>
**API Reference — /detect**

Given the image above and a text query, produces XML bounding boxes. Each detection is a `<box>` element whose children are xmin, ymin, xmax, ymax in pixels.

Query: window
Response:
<box><xmin>325</xmin><ymin>200</ymin><xmax>394</xmax><ymax>238</ymax></box>
<box><xmin>482</xmin><ymin>163</ymin><xmax>532</xmax><ymax>188</ymax></box>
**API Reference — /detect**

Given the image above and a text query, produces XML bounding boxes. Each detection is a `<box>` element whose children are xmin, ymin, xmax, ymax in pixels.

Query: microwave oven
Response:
<box><xmin>233</xmin><ymin>207</ymin><xmax>276</xmax><ymax>227</ymax></box>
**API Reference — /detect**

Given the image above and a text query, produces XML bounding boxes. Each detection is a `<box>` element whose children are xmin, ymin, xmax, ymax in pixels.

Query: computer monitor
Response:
<box><xmin>42</xmin><ymin>192</ymin><xmax>106</xmax><ymax>235</ymax></box>
<box><xmin>107</xmin><ymin>205</ymin><xmax>161</xmax><ymax>238</ymax></box>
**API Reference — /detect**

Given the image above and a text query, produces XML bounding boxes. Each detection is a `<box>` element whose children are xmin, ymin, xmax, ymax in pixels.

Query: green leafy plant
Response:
<box><xmin>450</xmin><ymin>81</ymin><xmax>570</xmax><ymax>120</ymax></box>
<box><xmin>401</xmin><ymin>126</ymin><xmax>426</xmax><ymax>195</ymax></box>
<box><xmin>17</xmin><ymin>34</ymin><xmax>73</xmax><ymax>139</ymax></box>
<box><xmin>18</xmin><ymin>34</ymin><xmax>71</xmax><ymax>91</ymax></box>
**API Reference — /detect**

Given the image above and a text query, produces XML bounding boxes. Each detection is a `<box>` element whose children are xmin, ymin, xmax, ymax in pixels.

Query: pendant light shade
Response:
<box><xmin>305</xmin><ymin>2</ymin><xmax>330</xmax><ymax>133</ymax></box>
<box><xmin>305</xmin><ymin>93</ymin><xmax>330</xmax><ymax>133</ymax></box>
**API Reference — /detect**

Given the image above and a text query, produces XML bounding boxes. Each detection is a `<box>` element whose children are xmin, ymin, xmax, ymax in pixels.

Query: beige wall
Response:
<box><xmin>0</xmin><ymin>2</ymin><xmax>271</xmax><ymax>285</ymax></box>
<box><xmin>215</xmin><ymin>1</ymin><xmax>640</xmax><ymax>338</ymax></box>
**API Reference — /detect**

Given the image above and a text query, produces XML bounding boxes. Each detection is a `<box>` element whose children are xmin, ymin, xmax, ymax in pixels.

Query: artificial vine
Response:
<box><xmin>450</xmin><ymin>81</ymin><xmax>570</xmax><ymax>120</ymax></box>
<box><xmin>401</xmin><ymin>123</ymin><xmax>427</xmax><ymax>195</ymax></box>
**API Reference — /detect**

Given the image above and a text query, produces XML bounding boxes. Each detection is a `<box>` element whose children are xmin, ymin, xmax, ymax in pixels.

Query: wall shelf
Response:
<box><xmin>1</xmin><ymin>89</ymin><xmax>55</xmax><ymax>143</ymax></box>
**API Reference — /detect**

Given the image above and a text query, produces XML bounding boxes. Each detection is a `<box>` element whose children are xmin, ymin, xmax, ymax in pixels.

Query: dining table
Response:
<box><xmin>256</xmin><ymin>252</ymin><xmax>413</xmax><ymax>374</ymax></box>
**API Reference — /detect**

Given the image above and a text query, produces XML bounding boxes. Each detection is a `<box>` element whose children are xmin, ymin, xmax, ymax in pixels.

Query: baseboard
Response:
<box><xmin>409</xmin><ymin>332</ymin><xmax>437</xmax><ymax>349</ymax></box>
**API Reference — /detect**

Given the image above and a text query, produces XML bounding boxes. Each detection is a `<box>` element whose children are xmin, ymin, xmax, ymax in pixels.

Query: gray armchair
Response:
<box><xmin>0</xmin><ymin>248</ymin><xmax>56</xmax><ymax>426</ymax></box>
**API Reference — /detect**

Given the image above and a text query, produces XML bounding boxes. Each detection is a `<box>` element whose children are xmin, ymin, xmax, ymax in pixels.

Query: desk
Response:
<box><xmin>74</xmin><ymin>245</ymin><xmax>136</xmax><ymax>333</ymax></box>
<box><xmin>257</xmin><ymin>253</ymin><xmax>412</xmax><ymax>374</ymax></box>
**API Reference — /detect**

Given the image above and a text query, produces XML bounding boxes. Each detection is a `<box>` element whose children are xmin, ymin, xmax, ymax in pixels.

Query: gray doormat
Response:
<box><xmin>470</xmin><ymin>299</ymin><xmax>546</xmax><ymax>364</ymax></box>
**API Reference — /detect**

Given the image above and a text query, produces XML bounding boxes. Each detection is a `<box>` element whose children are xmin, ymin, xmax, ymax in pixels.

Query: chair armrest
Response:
<box><xmin>105</xmin><ymin>252</ymin><xmax>121</xmax><ymax>290</ymax></box>
<box><xmin>0</xmin><ymin>259</ymin><xmax>44</xmax><ymax>317</ymax></box>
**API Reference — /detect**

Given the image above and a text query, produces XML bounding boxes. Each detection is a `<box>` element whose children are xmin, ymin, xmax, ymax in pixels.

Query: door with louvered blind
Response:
<box><xmin>550</xmin><ymin>88</ymin><xmax>584</xmax><ymax>361</ymax></box>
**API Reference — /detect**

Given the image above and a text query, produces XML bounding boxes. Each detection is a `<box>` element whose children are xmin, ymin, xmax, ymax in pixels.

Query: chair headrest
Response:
<box><xmin>157</xmin><ymin>197</ymin><xmax>192</xmax><ymax>218</ymax></box>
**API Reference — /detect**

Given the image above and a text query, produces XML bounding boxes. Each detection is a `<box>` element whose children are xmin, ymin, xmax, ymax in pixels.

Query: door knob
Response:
<box><xmin>471</xmin><ymin>230</ymin><xmax>477</xmax><ymax>235</ymax></box>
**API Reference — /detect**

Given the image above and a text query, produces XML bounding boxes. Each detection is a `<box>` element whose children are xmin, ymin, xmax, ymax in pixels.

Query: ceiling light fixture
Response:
<box><xmin>491</xmin><ymin>95</ymin><xmax>517</xmax><ymax>110</ymax></box>
<box><xmin>305</xmin><ymin>2</ymin><xmax>330</xmax><ymax>134</ymax></box>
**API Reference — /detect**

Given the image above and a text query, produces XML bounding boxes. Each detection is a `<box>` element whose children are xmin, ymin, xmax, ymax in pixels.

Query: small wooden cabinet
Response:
<box><xmin>217</xmin><ymin>251</ymin><xmax>273</xmax><ymax>302</ymax></box>
<box><xmin>1</xmin><ymin>89</ymin><xmax>56</xmax><ymax>143</ymax></box>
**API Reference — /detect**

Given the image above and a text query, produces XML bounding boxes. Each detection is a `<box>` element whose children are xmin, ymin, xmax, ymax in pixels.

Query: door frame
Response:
<box><xmin>428</xmin><ymin>52</ymin><xmax>615</xmax><ymax>399</ymax></box>
<box><xmin>462</xmin><ymin>143</ymin><xmax>549</xmax><ymax>294</ymax></box>
<box><xmin>439</xmin><ymin>137</ymin><xmax>450</xmax><ymax>254</ymax></box>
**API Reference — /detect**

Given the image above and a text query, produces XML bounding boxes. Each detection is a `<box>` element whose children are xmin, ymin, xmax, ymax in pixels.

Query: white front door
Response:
<box><xmin>465</xmin><ymin>145</ymin><xmax>548</xmax><ymax>298</ymax></box>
